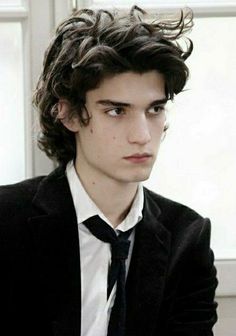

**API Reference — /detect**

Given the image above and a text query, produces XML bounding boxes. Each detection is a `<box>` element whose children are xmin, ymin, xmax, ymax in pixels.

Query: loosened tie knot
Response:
<box><xmin>111</xmin><ymin>239</ymin><xmax>130</xmax><ymax>260</ymax></box>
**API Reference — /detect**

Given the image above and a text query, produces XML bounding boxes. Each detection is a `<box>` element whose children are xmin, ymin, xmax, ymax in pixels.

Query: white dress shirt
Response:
<box><xmin>66</xmin><ymin>161</ymin><xmax>144</xmax><ymax>336</ymax></box>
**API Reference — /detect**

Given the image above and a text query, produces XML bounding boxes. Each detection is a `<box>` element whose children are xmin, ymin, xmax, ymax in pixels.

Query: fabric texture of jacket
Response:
<box><xmin>0</xmin><ymin>166</ymin><xmax>218</xmax><ymax>336</ymax></box>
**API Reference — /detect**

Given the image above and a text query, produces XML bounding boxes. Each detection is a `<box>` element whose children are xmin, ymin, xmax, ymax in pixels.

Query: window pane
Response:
<box><xmin>144</xmin><ymin>17</ymin><xmax>236</xmax><ymax>259</ymax></box>
<box><xmin>0</xmin><ymin>0</ymin><xmax>22</xmax><ymax>6</ymax></box>
<box><xmin>0</xmin><ymin>22</ymin><xmax>24</xmax><ymax>185</ymax></box>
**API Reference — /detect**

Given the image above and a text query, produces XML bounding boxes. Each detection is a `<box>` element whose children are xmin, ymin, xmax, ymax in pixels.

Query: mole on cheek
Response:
<box><xmin>92</xmin><ymin>181</ymin><xmax>96</xmax><ymax>185</ymax></box>
<box><xmin>90</xmin><ymin>129</ymin><xmax>93</xmax><ymax>134</ymax></box>
<box><xmin>113</xmin><ymin>136</ymin><xmax>116</xmax><ymax>140</ymax></box>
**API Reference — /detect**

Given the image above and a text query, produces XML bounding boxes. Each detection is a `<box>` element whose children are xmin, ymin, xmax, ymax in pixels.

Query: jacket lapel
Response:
<box><xmin>28</xmin><ymin>166</ymin><xmax>81</xmax><ymax>336</ymax></box>
<box><xmin>126</xmin><ymin>188</ymin><xmax>171</xmax><ymax>336</ymax></box>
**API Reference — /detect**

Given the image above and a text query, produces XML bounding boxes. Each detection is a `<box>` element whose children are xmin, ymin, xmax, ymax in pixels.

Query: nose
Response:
<box><xmin>127</xmin><ymin>115</ymin><xmax>151</xmax><ymax>145</ymax></box>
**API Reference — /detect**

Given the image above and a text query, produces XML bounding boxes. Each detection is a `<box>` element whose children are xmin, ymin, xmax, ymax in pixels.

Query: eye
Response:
<box><xmin>148</xmin><ymin>105</ymin><xmax>165</xmax><ymax>115</ymax></box>
<box><xmin>106</xmin><ymin>107</ymin><xmax>125</xmax><ymax>117</ymax></box>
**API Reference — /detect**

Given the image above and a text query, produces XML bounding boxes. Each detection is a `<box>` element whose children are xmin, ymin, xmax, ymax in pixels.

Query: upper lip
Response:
<box><xmin>124</xmin><ymin>153</ymin><xmax>152</xmax><ymax>158</ymax></box>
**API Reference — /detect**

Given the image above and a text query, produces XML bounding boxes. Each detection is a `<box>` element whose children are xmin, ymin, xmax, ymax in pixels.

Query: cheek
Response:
<box><xmin>82</xmin><ymin>123</ymin><xmax>124</xmax><ymax>153</ymax></box>
<box><xmin>95</xmin><ymin>126</ymin><xmax>120</xmax><ymax>144</ymax></box>
<box><xmin>150</xmin><ymin>122</ymin><xmax>165</xmax><ymax>139</ymax></box>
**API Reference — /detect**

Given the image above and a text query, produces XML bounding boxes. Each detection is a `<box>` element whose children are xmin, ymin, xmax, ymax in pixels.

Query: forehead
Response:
<box><xmin>86</xmin><ymin>71</ymin><xmax>166</xmax><ymax>104</ymax></box>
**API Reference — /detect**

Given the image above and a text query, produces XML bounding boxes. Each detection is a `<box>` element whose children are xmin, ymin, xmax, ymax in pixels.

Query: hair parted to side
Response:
<box><xmin>33</xmin><ymin>5</ymin><xmax>193</xmax><ymax>165</ymax></box>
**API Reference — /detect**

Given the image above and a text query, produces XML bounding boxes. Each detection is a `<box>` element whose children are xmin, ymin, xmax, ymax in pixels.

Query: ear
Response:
<box><xmin>57</xmin><ymin>99</ymin><xmax>80</xmax><ymax>132</ymax></box>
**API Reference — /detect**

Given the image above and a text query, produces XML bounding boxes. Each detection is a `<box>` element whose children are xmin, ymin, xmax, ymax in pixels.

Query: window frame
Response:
<box><xmin>28</xmin><ymin>0</ymin><xmax>56</xmax><ymax>176</ymax></box>
<box><xmin>75</xmin><ymin>0</ymin><xmax>236</xmax><ymax>16</ymax></box>
<box><xmin>0</xmin><ymin>0</ymin><xmax>32</xmax><ymax>181</ymax></box>
<box><xmin>0</xmin><ymin>0</ymin><xmax>56</xmax><ymax>179</ymax></box>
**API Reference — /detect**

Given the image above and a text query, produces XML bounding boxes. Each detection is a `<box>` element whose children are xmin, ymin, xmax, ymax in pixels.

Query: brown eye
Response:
<box><xmin>106</xmin><ymin>107</ymin><xmax>125</xmax><ymax>117</ymax></box>
<box><xmin>148</xmin><ymin>105</ymin><xmax>165</xmax><ymax>115</ymax></box>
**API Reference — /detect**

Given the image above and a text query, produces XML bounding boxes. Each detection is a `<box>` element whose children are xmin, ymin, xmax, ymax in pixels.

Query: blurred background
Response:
<box><xmin>0</xmin><ymin>0</ymin><xmax>235</xmax><ymax>334</ymax></box>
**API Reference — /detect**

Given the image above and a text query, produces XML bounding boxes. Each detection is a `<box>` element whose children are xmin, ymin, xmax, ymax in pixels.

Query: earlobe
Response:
<box><xmin>57</xmin><ymin>99</ymin><xmax>70</xmax><ymax>120</ymax></box>
<box><xmin>57</xmin><ymin>99</ymin><xmax>80</xmax><ymax>132</ymax></box>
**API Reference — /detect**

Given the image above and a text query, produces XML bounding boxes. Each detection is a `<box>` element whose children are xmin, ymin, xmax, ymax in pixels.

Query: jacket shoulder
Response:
<box><xmin>0</xmin><ymin>176</ymin><xmax>45</xmax><ymax>218</ymax></box>
<box><xmin>144</xmin><ymin>187</ymin><xmax>204</xmax><ymax>220</ymax></box>
<box><xmin>144</xmin><ymin>188</ymin><xmax>207</xmax><ymax>237</ymax></box>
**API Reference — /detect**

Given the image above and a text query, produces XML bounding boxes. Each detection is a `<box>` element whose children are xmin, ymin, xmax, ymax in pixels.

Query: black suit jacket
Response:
<box><xmin>0</xmin><ymin>166</ymin><xmax>218</xmax><ymax>336</ymax></box>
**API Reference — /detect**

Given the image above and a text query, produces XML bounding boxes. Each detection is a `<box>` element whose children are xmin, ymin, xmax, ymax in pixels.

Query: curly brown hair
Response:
<box><xmin>33</xmin><ymin>5</ymin><xmax>193</xmax><ymax>165</ymax></box>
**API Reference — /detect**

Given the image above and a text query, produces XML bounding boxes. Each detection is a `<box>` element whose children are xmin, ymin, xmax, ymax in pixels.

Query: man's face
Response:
<box><xmin>74</xmin><ymin>71</ymin><xmax>167</xmax><ymax>185</ymax></box>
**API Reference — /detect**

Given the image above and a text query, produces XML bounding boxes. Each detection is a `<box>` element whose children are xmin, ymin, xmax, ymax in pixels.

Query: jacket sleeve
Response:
<box><xmin>165</xmin><ymin>218</ymin><xmax>218</xmax><ymax>336</ymax></box>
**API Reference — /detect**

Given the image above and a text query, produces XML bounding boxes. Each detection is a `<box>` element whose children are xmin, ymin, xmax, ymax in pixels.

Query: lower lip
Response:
<box><xmin>124</xmin><ymin>156</ymin><xmax>151</xmax><ymax>163</ymax></box>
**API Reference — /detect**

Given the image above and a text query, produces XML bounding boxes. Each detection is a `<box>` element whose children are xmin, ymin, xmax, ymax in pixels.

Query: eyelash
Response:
<box><xmin>105</xmin><ymin>105</ymin><xmax>165</xmax><ymax>117</ymax></box>
<box><xmin>106</xmin><ymin>107</ymin><xmax>125</xmax><ymax>117</ymax></box>
<box><xmin>149</xmin><ymin>105</ymin><xmax>165</xmax><ymax>115</ymax></box>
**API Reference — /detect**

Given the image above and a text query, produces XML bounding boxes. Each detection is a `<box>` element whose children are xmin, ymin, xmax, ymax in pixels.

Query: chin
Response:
<box><xmin>133</xmin><ymin>176</ymin><xmax>150</xmax><ymax>183</ymax></box>
<box><xmin>111</xmin><ymin>167</ymin><xmax>153</xmax><ymax>184</ymax></box>
<box><xmin>127</xmin><ymin>172</ymin><xmax>151</xmax><ymax>183</ymax></box>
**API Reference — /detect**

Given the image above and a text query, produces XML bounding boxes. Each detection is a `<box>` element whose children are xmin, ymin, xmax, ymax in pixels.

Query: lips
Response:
<box><xmin>124</xmin><ymin>153</ymin><xmax>152</xmax><ymax>163</ymax></box>
<box><xmin>124</xmin><ymin>153</ymin><xmax>152</xmax><ymax>159</ymax></box>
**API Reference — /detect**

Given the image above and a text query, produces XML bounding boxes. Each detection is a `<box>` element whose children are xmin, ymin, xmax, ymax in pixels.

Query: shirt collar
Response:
<box><xmin>66</xmin><ymin>160</ymin><xmax>143</xmax><ymax>231</ymax></box>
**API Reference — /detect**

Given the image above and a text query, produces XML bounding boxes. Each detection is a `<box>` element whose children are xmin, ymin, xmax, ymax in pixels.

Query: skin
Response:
<box><xmin>59</xmin><ymin>71</ymin><xmax>167</xmax><ymax>227</ymax></box>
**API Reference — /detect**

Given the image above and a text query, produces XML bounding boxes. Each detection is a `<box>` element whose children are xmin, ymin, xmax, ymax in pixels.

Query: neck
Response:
<box><xmin>74</xmin><ymin>160</ymin><xmax>139</xmax><ymax>228</ymax></box>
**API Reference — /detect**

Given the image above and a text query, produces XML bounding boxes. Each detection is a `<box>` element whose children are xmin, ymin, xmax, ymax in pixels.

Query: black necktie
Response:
<box><xmin>83</xmin><ymin>215</ymin><xmax>133</xmax><ymax>336</ymax></box>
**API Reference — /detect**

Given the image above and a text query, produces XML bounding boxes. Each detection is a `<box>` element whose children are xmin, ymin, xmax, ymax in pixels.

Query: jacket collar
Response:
<box><xmin>31</xmin><ymin>165</ymin><xmax>75</xmax><ymax>217</ymax></box>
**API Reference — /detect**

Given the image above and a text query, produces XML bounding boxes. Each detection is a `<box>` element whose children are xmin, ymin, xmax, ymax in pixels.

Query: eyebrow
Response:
<box><xmin>96</xmin><ymin>98</ymin><xmax>168</xmax><ymax>108</ymax></box>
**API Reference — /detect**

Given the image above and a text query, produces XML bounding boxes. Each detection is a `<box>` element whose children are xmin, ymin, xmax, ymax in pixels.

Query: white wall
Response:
<box><xmin>214</xmin><ymin>297</ymin><xmax>236</xmax><ymax>336</ymax></box>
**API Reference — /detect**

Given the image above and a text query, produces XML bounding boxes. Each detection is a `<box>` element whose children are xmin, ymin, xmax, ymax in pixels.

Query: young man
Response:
<box><xmin>0</xmin><ymin>6</ymin><xmax>217</xmax><ymax>336</ymax></box>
